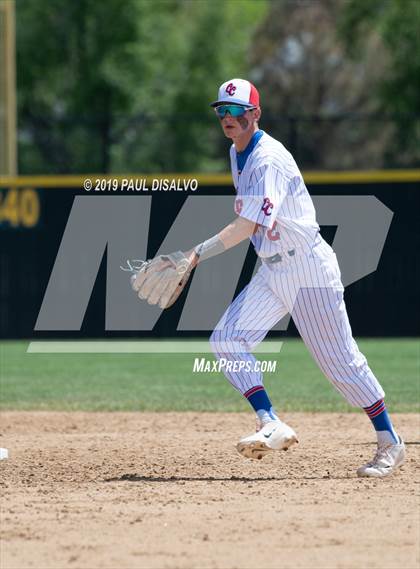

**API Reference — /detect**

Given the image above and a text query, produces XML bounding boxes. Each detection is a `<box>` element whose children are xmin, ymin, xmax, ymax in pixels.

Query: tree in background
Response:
<box><xmin>338</xmin><ymin>0</ymin><xmax>420</xmax><ymax>166</ymax></box>
<box><xmin>17</xmin><ymin>0</ymin><xmax>143</xmax><ymax>173</ymax></box>
<box><xmin>16</xmin><ymin>0</ymin><xmax>420</xmax><ymax>173</ymax></box>
<box><xmin>113</xmin><ymin>0</ymin><xmax>267</xmax><ymax>173</ymax></box>
<box><xmin>17</xmin><ymin>0</ymin><xmax>267</xmax><ymax>174</ymax></box>
<box><xmin>250</xmin><ymin>0</ymin><xmax>420</xmax><ymax>169</ymax></box>
<box><xmin>249</xmin><ymin>0</ymin><xmax>394</xmax><ymax>169</ymax></box>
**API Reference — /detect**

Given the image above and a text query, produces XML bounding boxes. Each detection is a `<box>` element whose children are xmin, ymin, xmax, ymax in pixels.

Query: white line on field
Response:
<box><xmin>26</xmin><ymin>340</ymin><xmax>284</xmax><ymax>354</ymax></box>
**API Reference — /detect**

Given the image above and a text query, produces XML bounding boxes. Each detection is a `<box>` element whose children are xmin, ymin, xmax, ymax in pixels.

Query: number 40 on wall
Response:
<box><xmin>0</xmin><ymin>188</ymin><xmax>40</xmax><ymax>228</ymax></box>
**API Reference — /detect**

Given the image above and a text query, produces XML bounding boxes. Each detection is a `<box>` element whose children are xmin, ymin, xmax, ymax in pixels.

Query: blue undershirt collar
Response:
<box><xmin>236</xmin><ymin>130</ymin><xmax>264</xmax><ymax>174</ymax></box>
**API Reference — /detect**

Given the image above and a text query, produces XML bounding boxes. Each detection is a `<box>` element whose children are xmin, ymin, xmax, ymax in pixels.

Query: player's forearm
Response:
<box><xmin>185</xmin><ymin>216</ymin><xmax>257</xmax><ymax>266</ymax></box>
<box><xmin>218</xmin><ymin>216</ymin><xmax>257</xmax><ymax>249</ymax></box>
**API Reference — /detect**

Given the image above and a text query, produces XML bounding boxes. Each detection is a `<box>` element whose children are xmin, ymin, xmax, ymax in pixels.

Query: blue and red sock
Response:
<box><xmin>364</xmin><ymin>399</ymin><xmax>398</xmax><ymax>444</ymax></box>
<box><xmin>244</xmin><ymin>385</ymin><xmax>278</xmax><ymax>422</ymax></box>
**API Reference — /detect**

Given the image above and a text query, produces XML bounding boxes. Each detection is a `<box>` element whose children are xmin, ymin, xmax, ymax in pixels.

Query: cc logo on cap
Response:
<box><xmin>225</xmin><ymin>83</ymin><xmax>236</xmax><ymax>96</ymax></box>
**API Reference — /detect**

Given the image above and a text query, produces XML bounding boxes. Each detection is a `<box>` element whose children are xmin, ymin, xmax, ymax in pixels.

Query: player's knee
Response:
<box><xmin>210</xmin><ymin>329</ymin><xmax>252</xmax><ymax>357</ymax></box>
<box><xmin>209</xmin><ymin>329</ymin><xmax>225</xmax><ymax>359</ymax></box>
<box><xmin>321</xmin><ymin>352</ymin><xmax>370</xmax><ymax>382</ymax></box>
<box><xmin>210</xmin><ymin>329</ymin><xmax>238</xmax><ymax>358</ymax></box>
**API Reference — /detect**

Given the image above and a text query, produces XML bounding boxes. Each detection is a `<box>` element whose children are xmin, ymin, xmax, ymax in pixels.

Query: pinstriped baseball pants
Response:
<box><xmin>210</xmin><ymin>237</ymin><xmax>385</xmax><ymax>408</ymax></box>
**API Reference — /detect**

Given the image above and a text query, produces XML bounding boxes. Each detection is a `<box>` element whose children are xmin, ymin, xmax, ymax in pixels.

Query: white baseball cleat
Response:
<box><xmin>236</xmin><ymin>419</ymin><xmax>298</xmax><ymax>460</ymax></box>
<box><xmin>357</xmin><ymin>436</ymin><xmax>406</xmax><ymax>478</ymax></box>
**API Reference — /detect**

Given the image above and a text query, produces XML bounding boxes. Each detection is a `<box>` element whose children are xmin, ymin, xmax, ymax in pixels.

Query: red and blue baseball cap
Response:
<box><xmin>210</xmin><ymin>78</ymin><xmax>260</xmax><ymax>108</ymax></box>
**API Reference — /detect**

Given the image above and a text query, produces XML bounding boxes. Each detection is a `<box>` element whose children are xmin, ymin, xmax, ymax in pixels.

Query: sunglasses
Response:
<box><xmin>214</xmin><ymin>105</ymin><xmax>254</xmax><ymax>118</ymax></box>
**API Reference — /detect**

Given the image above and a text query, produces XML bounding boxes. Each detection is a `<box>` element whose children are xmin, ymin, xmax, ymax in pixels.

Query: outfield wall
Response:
<box><xmin>1</xmin><ymin>171</ymin><xmax>419</xmax><ymax>338</ymax></box>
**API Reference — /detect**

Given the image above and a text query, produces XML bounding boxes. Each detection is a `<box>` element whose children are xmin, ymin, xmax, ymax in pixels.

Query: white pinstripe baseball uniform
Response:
<box><xmin>210</xmin><ymin>131</ymin><xmax>385</xmax><ymax>408</ymax></box>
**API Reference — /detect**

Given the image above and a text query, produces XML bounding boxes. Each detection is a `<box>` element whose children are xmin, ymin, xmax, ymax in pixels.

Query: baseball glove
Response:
<box><xmin>121</xmin><ymin>251</ymin><xmax>194</xmax><ymax>309</ymax></box>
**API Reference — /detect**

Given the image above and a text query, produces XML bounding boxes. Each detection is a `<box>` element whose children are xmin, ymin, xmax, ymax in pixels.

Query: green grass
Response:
<box><xmin>0</xmin><ymin>339</ymin><xmax>419</xmax><ymax>412</ymax></box>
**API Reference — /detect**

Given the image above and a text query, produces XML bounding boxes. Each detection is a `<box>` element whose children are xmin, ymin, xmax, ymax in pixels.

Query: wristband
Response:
<box><xmin>194</xmin><ymin>235</ymin><xmax>225</xmax><ymax>262</ymax></box>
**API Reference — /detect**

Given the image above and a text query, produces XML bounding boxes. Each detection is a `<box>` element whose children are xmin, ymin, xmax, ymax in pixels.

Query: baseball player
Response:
<box><xmin>130</xmin><ymin>78</ymin><xmax>405</xmax><ymax>478</ymax></box>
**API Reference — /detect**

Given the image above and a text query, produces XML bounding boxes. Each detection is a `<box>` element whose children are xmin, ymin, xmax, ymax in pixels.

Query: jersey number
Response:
<box><xmin>236</xmin><ymin>198</ymin><xmax>279</xmax><ymax>241</ymax></box>
<box><xmin>267</xmin><ymin>221</ymin><xmax>280</xmax><ymax>241</ymax></box>
<box><xmin>234</xmin><ymin>198</ymin><xmax>243</xmax><ymax>215</ymax></box>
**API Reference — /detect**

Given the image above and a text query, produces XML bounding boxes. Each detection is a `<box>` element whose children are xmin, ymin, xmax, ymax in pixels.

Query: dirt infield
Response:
<box><xmin>0</xmin><ymin>412</ymin><xmax>419</xmax><ymax>569</ymax></box>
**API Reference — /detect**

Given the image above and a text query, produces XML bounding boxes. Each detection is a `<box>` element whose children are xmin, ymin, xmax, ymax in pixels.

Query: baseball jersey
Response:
<box><xmin>230</xmin><ymin>131</ymin><xmax>320</xmax><ymax>257</ymax></box>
